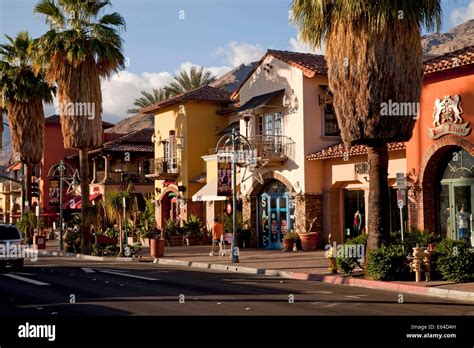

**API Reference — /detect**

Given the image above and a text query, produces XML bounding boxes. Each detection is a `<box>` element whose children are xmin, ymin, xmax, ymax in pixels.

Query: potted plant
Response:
<box><xmin>283</xmin><ymin>230</ymin><xmax>299</xmax><ymax>251</ymax></box>
<box><xmin>183</xmin><ymin>215</ymin><xmax>202</xmax><ymax>245</ymax></box>
<box><xmin>149</xmin><ymin>229</ymin><xmax>165</xmax><ymax>258</ymax></box>
<box><xmin>137</xmin><ymin>195</ymin><xmax>157</xmax><ymax>248</ymax></box>
<box><xmin>297</xmin><ymin>215</ymin><xmax>319</xmax><ymax>251</ymax></box>
<box><xmin>164</xmin><ymin>219</ymin><xmax>183</xmax><ymax>247</ymax></box>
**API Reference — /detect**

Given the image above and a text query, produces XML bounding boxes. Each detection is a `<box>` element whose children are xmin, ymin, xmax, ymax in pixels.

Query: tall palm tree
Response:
<box><xmin>0</xmin><ymin>31</ymin><xmax>54</xmax><ymax>208</ymax></box>
<box><xmin>127</xmin><ymin>87</ymin><xmax>167</xmax><ymax>114</ymax></box>
<box><xmin>291</xmin><ymin>0</ymin><xmax>442</xmax><ymax>252</ymax></box>
<box><xmin>33</xmin><ymin>0</ymin><xmax>126</xmax><ymax>254</ymax></box>
<box><xmin>165</xmin><ymin>66</ymin><xmax>215</xmax><ymax>96</ymax></box>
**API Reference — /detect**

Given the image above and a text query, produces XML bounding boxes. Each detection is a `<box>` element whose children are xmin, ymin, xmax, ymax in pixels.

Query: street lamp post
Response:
<box><xmin>58</xmin><ymin>161</ymin><xmax>65</xmax><ymax>251</ymax></box>
<box><xmin>123</xmin><ymin>196</ymin><xmax>127</xmax><ymax>255</ymax></box>
<box><xmin>216</xmin><ymin>128</ymin><xmax>254</xmax><ymax>264</ymax></box>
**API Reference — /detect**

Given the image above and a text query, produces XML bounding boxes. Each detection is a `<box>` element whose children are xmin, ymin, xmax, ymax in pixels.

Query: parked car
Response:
<box><xmin>0</xmin><ymin>224</ymin><xmax>24</xmax><ymax>270</ymax></box>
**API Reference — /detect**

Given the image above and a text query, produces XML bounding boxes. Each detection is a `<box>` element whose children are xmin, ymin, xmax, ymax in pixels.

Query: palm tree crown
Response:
<box><xmin>127</xmin><ymin>87</ymin><xmax>167</xmax><ymax>115</ymax></box>
<box><xmin>165</xmin><ymin>66</ymin><xmax>215</xmax><ymax>96</ymax></box>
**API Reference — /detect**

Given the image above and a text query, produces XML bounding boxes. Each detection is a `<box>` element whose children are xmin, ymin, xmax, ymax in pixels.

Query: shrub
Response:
<box><xmin>335</xmin><ymin>233</ymin><xmax>367</xmax><ymax>276</ymax></box>
<box><xmin>389</xmin><ymin>228</ymin><xmax>441</xmax><ymax>252</ymax></box>
<box><xmin>183</xmin><ymin>215</ymin><xmax>202</xmax><ymax>236</ymax></box>
<box><xmin>433</xmin><ymin>239</ymin><xmax>474</xmax><ymax>283</ymax></box>
<box><xmin>366</xmin><ymin>244</ymin><xmax>410</xmax><ymax>281</ymax></box>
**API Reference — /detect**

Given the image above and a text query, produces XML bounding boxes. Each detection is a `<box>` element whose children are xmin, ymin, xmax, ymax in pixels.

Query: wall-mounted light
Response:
<box><xmin>155</xmin><ymin>187</ymin><xmax>161</xmax><ymax>194</ymax></box>
<box><xmin>178</xmin><ymin>185</ymin><xmax>186</xmax><ymax>193</ymax></box>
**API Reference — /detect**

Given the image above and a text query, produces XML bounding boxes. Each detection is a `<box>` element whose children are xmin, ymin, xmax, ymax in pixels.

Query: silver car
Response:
<box><xmin>0</xmin><ymin>224</ymin><xmax>24</xmax><ymax>270</ymax></box>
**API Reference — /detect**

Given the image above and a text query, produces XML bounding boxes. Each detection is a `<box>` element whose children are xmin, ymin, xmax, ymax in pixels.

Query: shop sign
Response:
<box><xmin>354</xmin><ymin>162</ymin><xmax>369</xmax><ymax>175</ymax></box>
<box><xmin>396</xmin><ymin>173</ymin><xmax>406</xmax><ymax>190</ymax></box>
<box><xmin>428</xmin><ymin>95</ymin><xmax>470</xmax><ymax>139</ymax></box>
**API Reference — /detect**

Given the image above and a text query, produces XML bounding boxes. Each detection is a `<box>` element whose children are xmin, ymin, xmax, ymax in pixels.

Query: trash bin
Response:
<box><xmin>33</xmin><ymin>235</ymin><xmax>46</xmax><ymax>250</ymax></box>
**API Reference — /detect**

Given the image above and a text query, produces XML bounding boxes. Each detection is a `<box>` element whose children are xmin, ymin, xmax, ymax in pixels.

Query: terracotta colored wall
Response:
<box><xmin>40</xmin><ymin>124</ymin><xmax>77</xmax><ymax>209</ymax></box>
<box><xmin>407</xmin><ymin>67</ymin><xmax>474</xmax><ymax>176</ymax></box>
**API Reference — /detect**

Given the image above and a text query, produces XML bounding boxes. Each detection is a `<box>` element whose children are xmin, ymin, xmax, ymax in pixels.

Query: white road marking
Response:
<box><xmin>322</xmin><ymin>302</ymin><xmax>340</xmax><ymax>308</ymax></box>
<box><xmin>81</xmin><ymin>268</ymin><xmax>95</xmax><ymax>273</ymax></box>
<box><xmin>99</xmin><ymin>270</ymin><xmax>158</xmax><ymax>281</ymax></box>
<box><xmin>3</xmin><ymin>274</ymin><xmax>50</xmax><ymax>286</ymax></box>
<box><xmin>345</xmin><ymin>295</ymin><xmax>368</xmax><ymax>299</ymax></box>
<box><xmin>12</xmin><ymin>272</ymin><xmax>35</xmax><ymax>276</ymax></box>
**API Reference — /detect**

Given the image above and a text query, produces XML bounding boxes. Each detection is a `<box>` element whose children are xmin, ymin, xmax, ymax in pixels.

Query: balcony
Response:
<box><xmin>152</xmin><ymin>157</ymin><xmax>179</xmax><ymax>180</ymax></box>
<box><xmin>249</xmin><ymin>135</ymin><xmax>295</xmax><ymax>166</ymax></box>
<box><xmin>96</xmin><ymin>171</ymin><xmax>152</xmax><ymax>184</ymax></box>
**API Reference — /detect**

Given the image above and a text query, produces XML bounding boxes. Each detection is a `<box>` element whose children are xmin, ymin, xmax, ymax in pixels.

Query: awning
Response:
<box><xmin>236</xmin><ymin>89</ymin><xmax>285</xmax><ymax>113</ymax></box>
<box><xmin>192</xmin><ymin>179</ymin><xmax>226</xmax><ymax>202</ymax></box>
<box><xmin>217</xmin><ymin>121</ymin><xmax>239</xmax><ymax>136</ymax></box>
<box><xmin>76</xmin><ymin>193</ymin><xmax>102</xmax><ymax>209</ymax></box>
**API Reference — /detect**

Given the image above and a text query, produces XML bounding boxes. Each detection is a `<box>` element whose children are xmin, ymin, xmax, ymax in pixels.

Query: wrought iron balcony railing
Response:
<box><xmin>249</xmin><ymin>135</ymin><xmax>295</xmax><ymax>164</ymax></box>
<box><xmin>154</xmin><ymin>157</ymin><xmax>180</xmax><ymax>179</ymax></box>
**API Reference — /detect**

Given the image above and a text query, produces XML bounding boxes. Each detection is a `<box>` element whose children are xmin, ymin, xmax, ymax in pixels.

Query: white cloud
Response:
<box><xmin>213</xmin><ymin>41</ymin><xmax>265</xmax><ymax>67</ymax></box>
<box><xmin>450</xmin><ymin>0</ymin><xmax>474</xmax><ymax>26</ymax></box>
<box><xmin>100</xmin><ymin>70</ymin><xmax>174</xmax><ymax>122</ymax></box>
<box><xmin>289</xmin><ymin>35</ymin><xmax>326</xmax><ymax>55</ymax></box>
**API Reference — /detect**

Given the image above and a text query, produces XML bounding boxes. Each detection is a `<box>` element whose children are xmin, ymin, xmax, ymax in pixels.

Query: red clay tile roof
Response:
<box><xmin>88</xmin><ymin>128</ymin><xmax>154</xmax><ymax>155</ymax></box>
<box><xmin>45</xmin><ymin>114</ymin><xmax>115</xmax><ymax>129</ymax></box>
<box><xmin>140</xmin><ymin>85</ymin><xmax>232</xmax><ymax>114</ymax></box>
<box><xmin>424</xmin><ymin>45</ymin><xmax>474</xmax><ymax>75</ymax></box>
<box><xmin>307</xmin><ymin>142</ymin><xmax>406</xmax><ymax>160</ymax></box>
<box><xmin>267</xmin><ymin>49</ymin><xmax>327</xmax><ymax>77</ymax></box>
<box><xmin>231</xmin><ymin>49</ymin><xmax>327</xmax><ymax>99</ymax></box>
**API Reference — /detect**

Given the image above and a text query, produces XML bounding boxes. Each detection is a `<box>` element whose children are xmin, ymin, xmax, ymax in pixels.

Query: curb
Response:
<box><xmin>27</xmin><ymin>249</ymin><xmax>134</xmax><ymax>262</ymax></box>
<box><xmin>154</xmin><ymin>257</ymin><xmax>474</xmax><ymax>302</ymax></box>
<box><xmin>32</xmin><ymin>249</ymin><xmax>474</xmax><ymax>302</ymax></box>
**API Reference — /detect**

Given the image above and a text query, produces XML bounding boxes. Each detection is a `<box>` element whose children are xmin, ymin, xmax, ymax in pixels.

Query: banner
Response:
<box><xmin>217</xmin><ymin>161</ymin><xmax>232</xmax><ymax>196</ymax></box>
<box><xmin>49</xmin><ymin>180</ymin><xmax>60</xmax><ymax>206</ymax></box>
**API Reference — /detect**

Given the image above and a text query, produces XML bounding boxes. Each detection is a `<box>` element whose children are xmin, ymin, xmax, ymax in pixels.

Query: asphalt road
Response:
<box><xmin>0</xmin><ymin>256</ymin><xmax>473</xmax><ymax>316</ymax></box>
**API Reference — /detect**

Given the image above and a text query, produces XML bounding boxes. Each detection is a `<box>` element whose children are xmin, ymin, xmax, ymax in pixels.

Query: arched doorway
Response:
<box><xmin>437</xmin><ymin>147</ymin><xmax>473</xmax><ymax>244</ymax></box>
<box><xmin>161</xmin><ymin>191</ymin><xmax>178</xmax><ymax>227</ymax></box>
<box><xmin>258</xmin><ymin>180</ymin><xmax>294</xmax><ymax>249</ymax></box>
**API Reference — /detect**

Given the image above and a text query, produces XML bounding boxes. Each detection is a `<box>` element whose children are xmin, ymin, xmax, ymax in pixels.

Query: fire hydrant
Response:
<box><xmin>422</xmin><ymin>247</ymin><xmax>433</xmax><ymax>282</ymax></box>
<box><xmin>327</xmin><ymin>234</ymin><xmax>337</xmax><ymax>274</ymax></box>
<box><xmin>410</xmin><ymin>244</ymin><xmax>423</xmax><ymax>282</ymax></box>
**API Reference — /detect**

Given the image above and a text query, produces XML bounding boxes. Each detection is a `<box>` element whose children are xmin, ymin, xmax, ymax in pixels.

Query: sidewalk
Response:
<box><xmin>38</xmin><ymin>240</ymin><xmax>474</xmax><ymax>302</ymax></box>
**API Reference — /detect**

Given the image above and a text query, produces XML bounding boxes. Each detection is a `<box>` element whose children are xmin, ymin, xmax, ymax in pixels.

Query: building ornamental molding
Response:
<box><xmin>427</xmin><ymin>95</ymin><xmax>471</xmax><ymax>139</ymax></box>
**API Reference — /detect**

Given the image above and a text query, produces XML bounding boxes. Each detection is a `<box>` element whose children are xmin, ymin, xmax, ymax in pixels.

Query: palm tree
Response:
<box><xmin>33</xmin><ymin>0</ymin><xmax>126</xmax><ymax>254</ymax></box>
<box><xmin>127</xmin><ymin>87</ymin><xmax>167</xmax><ymax>114</ymax></box>
<box><xmin>165</xmin><ymin>66</ymin><xmax>215</xmax><ymax>96</ymax></box>
<box><xmin>0</xmin><ymin>31</ymin><xmax>54</xmax><ymax>207</ymax></box>
<box><xmin>291</xmin><ymin>0</ymin><xmax>441</xmax><ymax>252</ymax></box>
<box><xmin>104</xmin><ymin>183</ymin><xmax>136</xmax><ymax>256</ymax></box>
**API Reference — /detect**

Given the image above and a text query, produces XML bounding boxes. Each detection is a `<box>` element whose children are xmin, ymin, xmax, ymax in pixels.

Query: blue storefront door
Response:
<box><xmin>260</xmin><ymin>193</ymin><xmax>293</xmax><ymax>249</ymax></box>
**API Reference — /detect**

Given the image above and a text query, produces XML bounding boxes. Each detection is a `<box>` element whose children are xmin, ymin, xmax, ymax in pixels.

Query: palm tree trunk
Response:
<box><xmin>79</xmin><ymin>148</ymin><xmax>91</xmax><ymax>254</ymax></box>
<box><xmin>367</xmin><ymin>143</ymin><xmax>390</xmax><ymax>252</ymax></box>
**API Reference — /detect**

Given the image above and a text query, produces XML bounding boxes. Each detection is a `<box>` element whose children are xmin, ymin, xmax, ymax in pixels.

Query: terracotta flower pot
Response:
<box><xmin>299</xmin><ymin>232</ymin><xmax>318</xmax><ymax>251</ymax></box>
<box><xmin>150</xmin><ymin>238</ymin><xmax>165</xmax><ymax>258</ymax></box>
<box><xmin>283</xmin><ymin>239</ymin><xmax>294</xmax><ymax>252</ymax></box>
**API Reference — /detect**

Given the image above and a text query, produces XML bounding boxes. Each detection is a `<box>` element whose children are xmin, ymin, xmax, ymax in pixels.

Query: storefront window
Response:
<box><xmin>438</xmin><ymin>148</ymin><xmax>473</xmax><ymax>245</ymax></box>
<box><xmin>343</xmin><ymin>190</ymin><xmax>365</xmax><ymax>239</ymax></box>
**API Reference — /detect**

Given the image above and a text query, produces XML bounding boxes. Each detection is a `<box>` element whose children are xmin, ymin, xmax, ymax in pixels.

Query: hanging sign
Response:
<box><xmin>217</xmin><ymin>161</ymin><xmax>232</xmax><ymax>196</ymax></box>
<box><xmin>49</xmin><ymin>180</ymin><xmax>60</xmax><ymax>206</ymax></box>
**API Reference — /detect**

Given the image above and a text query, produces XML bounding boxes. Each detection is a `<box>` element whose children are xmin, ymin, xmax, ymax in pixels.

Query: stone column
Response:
<box><xmin>102</xmin><ymin>155</ymin><xmax>110</xmax><ymax>184</ymax></box>
<box><xmin>138</xmin><ymin>158</ymin><xmax>145</xmax><ymax>183</ymax></box>
<box><xmin>91</xmin><ymin>157</ymin><xmax>97</xmax><ymax>183</ymax></box>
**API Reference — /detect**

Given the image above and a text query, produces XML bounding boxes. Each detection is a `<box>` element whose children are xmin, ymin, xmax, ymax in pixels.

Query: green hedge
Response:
<box><xmin>366</xmin><ymin>244</ymin><xmax>410</xmax><ymax>281</ymax></box>
<box><xmin>433</xmin><ymin>239</ymin><xmax>474</xmax><ymax>283</ymax></box>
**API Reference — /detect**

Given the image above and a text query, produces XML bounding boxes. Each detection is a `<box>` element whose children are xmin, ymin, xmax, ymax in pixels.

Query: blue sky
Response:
<box><xmin>1</xmin><ymin>0</ymin><xmax>474</xmax><ymax>122</ymax></box>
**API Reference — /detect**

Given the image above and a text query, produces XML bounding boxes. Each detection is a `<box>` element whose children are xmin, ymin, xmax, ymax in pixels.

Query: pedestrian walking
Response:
<box><xmin>209</xmin><ymin>218</ymin><xmax>224</xmax><ymax>256</ymax></box>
